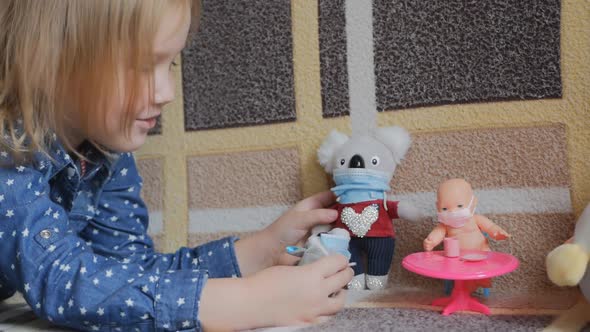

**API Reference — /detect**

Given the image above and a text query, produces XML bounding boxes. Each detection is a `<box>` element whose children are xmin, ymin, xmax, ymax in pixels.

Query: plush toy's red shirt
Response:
<box><xmin>331</xmin><ymin>200</ymin><xmax>399</xmax><ymax>238</ymax></box>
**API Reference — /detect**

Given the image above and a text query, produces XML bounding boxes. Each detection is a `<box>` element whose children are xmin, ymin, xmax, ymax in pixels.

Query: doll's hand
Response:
<box><xmin>492</xmin><ymin>228</ymin><xmax>510</xmax><ymax>241</ymax></box>
<box><xmin>248</xmin><ymin>254</ymin><xmax>353</xmax><ymax>326</ymax></box>
<box><xmin>423</xmin><ymin>237</ymin><xmax>436</xmax><ymax>251</ymax></box>
<box><xmin>264</xmin><ymin>191</ymin><xmax>338</xmax><ymax>264</ymax></box>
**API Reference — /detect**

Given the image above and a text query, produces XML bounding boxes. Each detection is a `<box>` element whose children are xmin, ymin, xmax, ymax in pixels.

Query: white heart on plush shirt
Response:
<box><xmin>341</xmin><ymin>204</ymin><xmax>379</xmax><ymax>238</ymax></box>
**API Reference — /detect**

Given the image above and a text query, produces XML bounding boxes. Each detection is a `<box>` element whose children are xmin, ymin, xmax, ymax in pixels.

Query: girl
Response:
<box><xmin>0</xmin><ymin>1</ymin><xmax>353</xmax><ymax>331</ymax></box>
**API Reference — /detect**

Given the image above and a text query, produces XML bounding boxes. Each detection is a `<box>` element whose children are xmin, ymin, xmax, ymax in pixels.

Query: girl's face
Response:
<box><xmin>75</xmin><ymin>7</ymin><xmax>191</xmax><ymax>153</ymax></box>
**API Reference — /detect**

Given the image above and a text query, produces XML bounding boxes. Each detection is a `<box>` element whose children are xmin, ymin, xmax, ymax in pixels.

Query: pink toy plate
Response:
<box><xmin>461</xmin><ymin>253</ymin><xmax>488</xmax><ymax>262</ymax></box>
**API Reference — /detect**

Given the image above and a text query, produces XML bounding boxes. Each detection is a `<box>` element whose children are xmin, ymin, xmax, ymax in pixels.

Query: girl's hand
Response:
<box><xmin>248</xmin><ymin>254</ymin><xmax>353</xmax><ymax>327</ymax></box>
<box><xmin>264</xmin><ymin>191</ymin><xmax>339</xmax><ymax>263</ymax></box>
<box><xmin>235</xmin><ymin>191</ymin><xmax>338</xmax><ymax>275</ymax></box>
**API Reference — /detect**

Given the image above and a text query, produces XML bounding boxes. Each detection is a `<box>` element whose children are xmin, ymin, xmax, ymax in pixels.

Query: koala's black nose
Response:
<box><xmin>349</xmin><ymin>154</ymin><xmax>365</xmax><ymax>168</ymax></box>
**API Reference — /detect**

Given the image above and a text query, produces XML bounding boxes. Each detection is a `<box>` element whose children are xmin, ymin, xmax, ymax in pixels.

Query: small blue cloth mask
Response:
<box><xmin>331</xmin><ymin>168</ymin><xmax>391</xmax><ymax>204</ymax></box>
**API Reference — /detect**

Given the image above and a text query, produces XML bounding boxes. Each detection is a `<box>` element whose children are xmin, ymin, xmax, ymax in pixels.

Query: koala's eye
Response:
<box><xmin>371</xmin><ymin>156</ymin><xmax>380</xmax><ymax>166</ymax></box>
<box><xmin>442</xmin><ymin>207</ymin><xmax>448</xmax><ymax>211</ymax></box>
<box><xmin>339</xmin><ymin>158</ymin><xmax>346</xmax><ymax>166</ymax></box>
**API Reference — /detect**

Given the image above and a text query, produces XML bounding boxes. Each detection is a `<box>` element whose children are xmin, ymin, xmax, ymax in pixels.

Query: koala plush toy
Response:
<box><xmin>317</xmin><ymin>126</ymin><xmax>422</xmax><ymax>290</ymax></box>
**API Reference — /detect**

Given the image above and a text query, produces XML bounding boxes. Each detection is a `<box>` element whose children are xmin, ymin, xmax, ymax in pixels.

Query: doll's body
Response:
<box><xmin>424</xmin><ymin>179</ymin><xmax>510</xmax><ymax>253</ymax></box>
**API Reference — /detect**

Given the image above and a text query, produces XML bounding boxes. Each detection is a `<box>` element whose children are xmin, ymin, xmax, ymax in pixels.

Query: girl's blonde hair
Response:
<box><xmin>0</xmin><ymin>0</ymin><xmax>199</xmax><ymax>163</ymax></box>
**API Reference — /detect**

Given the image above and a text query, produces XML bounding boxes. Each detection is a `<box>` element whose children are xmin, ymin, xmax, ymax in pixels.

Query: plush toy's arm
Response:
<box><xmin>573</xmin><ymin>204</ymin><xmax>590</xmax><ymax>252</ymax></box>
<box><xmin>475</xmin><ymin>215</ymin><xmax>510</xmax><ymax>240</ymax></box>
<box><xmin>395</xmin><ymin>200</ymin><xmax>426</xmax><ymax>222</ymax></box>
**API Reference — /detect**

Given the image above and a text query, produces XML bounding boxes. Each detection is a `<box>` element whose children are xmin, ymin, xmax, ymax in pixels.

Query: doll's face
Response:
<box><xmin>436</xmin><ymin>179</ymin><xmax>477</xmax><ymax>213</ymax></box>
<box><xmin>332</xmin><ymin>136</ymin><xmax>397</xmax><ymax>176</ymax></box>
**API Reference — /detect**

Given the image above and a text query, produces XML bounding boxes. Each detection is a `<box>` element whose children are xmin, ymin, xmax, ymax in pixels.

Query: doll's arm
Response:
<box><xmin>475</xmin><ymin>215</ymin><xmax>510</xmax><ymax>240</ymax></box>
<box><xmin>423</xmin><ymin>224</ymin><xmax>447</xmax><ymax>251</ymax></box>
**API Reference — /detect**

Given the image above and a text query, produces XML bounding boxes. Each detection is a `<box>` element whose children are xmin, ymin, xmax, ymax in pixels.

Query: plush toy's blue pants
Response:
<box><xmin>349</xmin><ymin>237</ymin><xmax>395</xmax><ymax>276</ymax></box>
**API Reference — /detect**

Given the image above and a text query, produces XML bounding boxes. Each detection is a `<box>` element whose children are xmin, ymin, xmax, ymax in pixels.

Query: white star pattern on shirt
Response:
<box><xmin>65</xmin><ymin>281</ymin><xmax>72</xmax><ymax>290</ymax></box>
<box><xmin>110</xmin><ymin>216</ymin><xmax>118</xmax><ymax>222</ymax></box>
<box><xmin>97</xmin><ymin>307</ymin><xmax>105</xmax><ymax>316</ymax></box>
<box><xmin>53</xmin><ymin>211</ymin><xmax>60</xmax><ymax>219</ymax></box>
<box><xmin>0</xmin><ymin>151</ymin><xmax>7</xmax><ymax>157</ymax></box>
<box><xmin>24</xmin><ymin>283</ymin><xmax>30</xmax><ymax>292</ymax></box>
<box><xmin>163</xmin><ymin>324</ymin><xmax>170</xmax><ymax>329</ymax></box>
<box><xmin>106</xmin><ymin>269</ymin><xmax>113</xmax><ymax>277</ymax></box>
<box><xmin>0</xmin><ymin>232</ymin><xmax>3</xmax><ymax>239</ymax></box>
<box><xmin>6</xmin><ymin>179</ymin><xmax>14</xmax><ymax>186</ymax></box>
<box><xmin>58</xmin><ymin>306</ymin><xmax>64</xmax><ymax>314</ymax></box>
<box><xmin>68</xmin><ymin>299</ymin><xmax>74</xmax><ymax>307</ymax></box>
<box><xmin>192</xmin><ymin>258</ymin><xmax>199</xmax><ymax>265</ymax></box>
<box><xmin>177</xmin><ymin>297</ymin><xmax>185</xmax><ymax>306</ymax></box>
<box><xmin>44</xmin><ymin>207</ymin><xmax>52</xmax><ymax>216</ymax></box>
<box><xmin>128</xmin><ymin>234</ymin><xmax>137</xmax><ymax>241</ymax></box>
<box><xmin>16</xmin><ymin>166</ymin><xmax>25</xmax><ymax>172</ymax></box>
<box><xmin>80</xmin><ymin>307</ymin><xmax>87</xmax><ymax>315</ymax></box>
<box><xmin>56</xmin><ymin>196</ymin><xmax>62</xmax><ymax>203</ymax></box>
<box><xmin>21</xmin><ymin>228</ymin><xmax>29</xmax><ymax>237</ymax></box>
<box><xmin>48</xmin><ymin>245</ymin><xmax>56</xmax><ymax>252</ymax></box>
<box><xmin>80</xmin><ymin>267</ymin><xmax>87</xmax><ymax>274</ymax></box>
<box><xmin>141</xmin><ymin>285</ymin><xmax>149</xmax><ymax>293</ymax></box>
<box><xmin>127</xmin><ymin>187</ymin><xmax>134</xmax><ymax>192</ymax></box>
<box><xmin>182</xmin><ymin>321</ymin><xmax>190</xmax><ymax>328</ymax></box>
<box><xmin>0</xmin><ymin>194</ymin><xmax>4</xmax><ymax>202</ymax></box>
<box><xmin>120</xmin><ymin>168</ymin><xmax>128</xmax><ymax>176</ymax></box>
<box><xmin>91</xmin><ymin>325</ymin><xmax>99</xmax><ymax>331</ymax></box>
<box><xmin>125</xmin><ymin>298</ymin><xmax>134</xmax><ymax>307</ymax></box>
<box><xmin>141</xmin><ymin>314</ymin><xmax>149</xmax><ymax>320</ymax></box>
<box><xmin>6</xmin><ymin>210</ymin><xmax>14</xmax><ymax>218</ymax></box>
<box><xmin>93</xmin><ymin>278</ymin><xmax>99</xmax><ymax>285</ymax></box>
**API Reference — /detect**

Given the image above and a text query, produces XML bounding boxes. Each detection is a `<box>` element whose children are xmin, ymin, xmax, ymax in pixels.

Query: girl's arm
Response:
<box><xmin>89</xmin><ymin>153</ymin><xmax>241</xmax><ymax>279</ymax></box>
<box><xmin>0</xmin><ymin>155</ymin><xmax>235</xmax><ymax>331</ymax></box>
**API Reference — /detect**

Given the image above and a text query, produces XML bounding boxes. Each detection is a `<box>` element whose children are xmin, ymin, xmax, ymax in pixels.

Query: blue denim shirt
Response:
<box><xmin>0</xmin><ymin>135</ymin><xmax>242</xmax><ymax>331</ymax></box>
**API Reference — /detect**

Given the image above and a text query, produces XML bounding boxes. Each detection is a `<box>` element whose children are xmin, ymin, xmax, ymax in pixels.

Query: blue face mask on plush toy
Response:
<box><xmin>332</xmin><ymin>168</ymin><xmax>391</xmax><ymax>204</ymax></box>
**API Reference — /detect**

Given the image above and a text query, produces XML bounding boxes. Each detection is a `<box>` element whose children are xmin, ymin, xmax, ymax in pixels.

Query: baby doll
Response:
<box><xmin>424</xmin><ymin>178</ymin><xmax>510</xmax><ymax>253</ymax></box>
<box><xmin>546</xmin><ymin>203</ymin><xmax>590</xmax><ymax>328</ymax></box>
<box><xmin>317</xmin><ymin>127</ymin><xmax>422</xmax><ymax>290</ymax></box>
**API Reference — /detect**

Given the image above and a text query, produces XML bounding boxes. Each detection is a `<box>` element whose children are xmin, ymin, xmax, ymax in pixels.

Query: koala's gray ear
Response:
<box><xmin>374</xmin><ymin>126</ymin><xmax>411</xmax><ymax>164</ymax></box>
<box><xmin>318</xmin><ymin>130</ymin><xmax>349</xmax><ymax>173</ymax></box>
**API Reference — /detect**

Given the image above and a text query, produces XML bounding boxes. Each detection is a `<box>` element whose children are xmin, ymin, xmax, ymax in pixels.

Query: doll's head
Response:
<box><xmin>436</xmin><ymin>179</ymin><xmax>478</xmax><ymax>228</ymax></box>
<box><xmin>318</xmin><ymin>127</ymin><xmax>411</xmax><ymax>184</ymax></box>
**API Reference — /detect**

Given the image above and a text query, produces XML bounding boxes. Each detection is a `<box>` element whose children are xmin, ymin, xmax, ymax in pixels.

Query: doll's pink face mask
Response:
<box><xmin>437</xmin><ymin>196</ymin><xmax>474</xmax><ymax>228</ymax></box>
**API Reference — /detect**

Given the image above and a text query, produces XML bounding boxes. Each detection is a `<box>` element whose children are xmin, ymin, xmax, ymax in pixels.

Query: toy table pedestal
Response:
<box><xmin>402</xmin><ymin>250</ymin><xmax>519</xmax><ymax>316</ymax></box>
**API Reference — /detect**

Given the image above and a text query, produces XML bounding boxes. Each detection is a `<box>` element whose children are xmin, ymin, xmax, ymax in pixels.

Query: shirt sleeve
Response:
<box><xmin>83</xmin><ymin>153</ymin><xmax>242</xmax><ymax>279</ymax></box>
<box><xmin>0</xmin><ymin>157</ymin><xmax>238</xmax><ymax>331</ymax></box>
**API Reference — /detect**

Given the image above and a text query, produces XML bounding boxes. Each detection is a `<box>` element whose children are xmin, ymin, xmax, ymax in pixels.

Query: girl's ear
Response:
<box><xmin>317</xmin><ymin>130</ymin><xmax>349</xmax><ymax>173</ymax></box>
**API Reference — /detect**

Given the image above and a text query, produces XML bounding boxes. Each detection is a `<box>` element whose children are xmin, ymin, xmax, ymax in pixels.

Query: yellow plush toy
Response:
<box><xmin>545</xmin><ymin>203</ymin><xmax>590</xmax><ymax>330</ymax></box>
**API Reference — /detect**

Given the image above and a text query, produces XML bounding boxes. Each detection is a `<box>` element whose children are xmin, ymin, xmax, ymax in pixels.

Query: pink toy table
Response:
<box><xmin>402</xmin><ymin>250</ymin><xmax>519</xmax><ymax>316</ymax></box>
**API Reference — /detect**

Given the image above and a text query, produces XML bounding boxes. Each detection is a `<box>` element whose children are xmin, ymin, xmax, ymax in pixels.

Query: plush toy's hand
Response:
<box><xmin>397</xmin><ymin>200</ymin><xmax>426</xmax><ymax>222</ymax></box>
<box><xmin>546</xmin><ymin>243</ymin><xmax>590</xmax><ymax>287</ymax></box>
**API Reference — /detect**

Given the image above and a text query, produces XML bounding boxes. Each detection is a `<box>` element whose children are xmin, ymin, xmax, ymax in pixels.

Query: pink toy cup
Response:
<box><xmin>444</xmin><ymin>237</ymin><xmax>460</xmax><ymax>257</ymax></box>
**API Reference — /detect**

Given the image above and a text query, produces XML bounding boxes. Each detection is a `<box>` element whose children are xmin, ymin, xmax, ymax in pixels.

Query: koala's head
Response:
<box><xmin>317</xmin><ymin>126</ymin><xmax>411</xmax><ymax>181</ymax></box>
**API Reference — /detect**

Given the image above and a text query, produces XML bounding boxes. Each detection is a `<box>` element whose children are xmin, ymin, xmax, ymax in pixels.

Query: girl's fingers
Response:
<box><xmin>311</xmin><ymin>254</ymin><xmax>350</xmax><ymax>278</ymax></box>
<box><xmin>293</xmin><ymin>191</ymin><xmax>336</xmax><ymax>211</ymax></box>
<box><xmin>294</xmin><ymin>209</ymin><xmax>338</xmax><ymax>230</ymax></box>
<box><xmin>323</xmin><ymin>267</ymin><xmax>354</xmax><ymax>294</ymax></box>
<box><xmin>322</xmin><ymin>289</ymin><xmax>348</xmax><ymax>316</ymax></box>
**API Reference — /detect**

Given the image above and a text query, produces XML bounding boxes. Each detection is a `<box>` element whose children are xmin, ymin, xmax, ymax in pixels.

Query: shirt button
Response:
<box><xmin>40</xmin><ymin>229</ymin><xmax>52</xmax><ymax>239</ymax></box>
